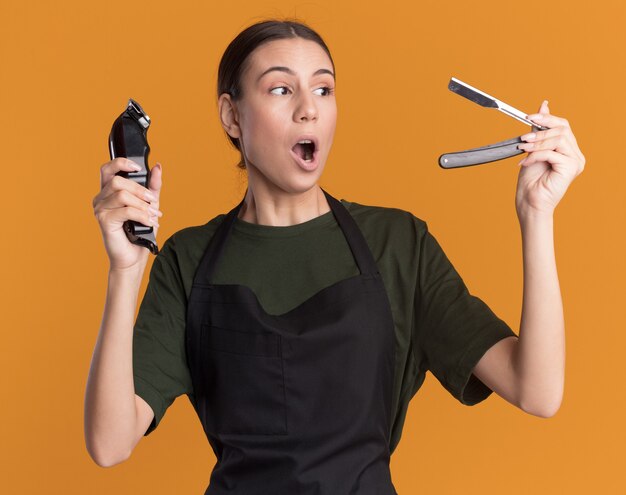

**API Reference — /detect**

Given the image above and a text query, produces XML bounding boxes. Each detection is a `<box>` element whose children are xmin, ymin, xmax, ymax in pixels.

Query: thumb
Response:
<box><xmin>532</xmin><ymin>100</ymin><xmax>550</xmax><ymax>132</ymax></box>
<box><xmin>149</xmin><ymin>162</ymin><xmax>162</xmax><ymax>196</ymax></box>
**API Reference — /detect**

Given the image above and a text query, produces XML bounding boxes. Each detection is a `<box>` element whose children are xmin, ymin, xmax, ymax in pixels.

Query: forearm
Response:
<box><xmin>84</xmin><ymin>265</ymin><xmax>146</xmax><ymax>466</ymax></box>
<box><xmin>514</xmin><ymin>212</ymin><xmax>565</xmax><ymax>417</ymax></box>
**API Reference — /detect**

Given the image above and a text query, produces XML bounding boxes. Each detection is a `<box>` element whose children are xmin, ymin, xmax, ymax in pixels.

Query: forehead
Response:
<box><xmin>245</xmin><ymin>38</ymin><xmax>333</xmax><ymax>74</ymax></box>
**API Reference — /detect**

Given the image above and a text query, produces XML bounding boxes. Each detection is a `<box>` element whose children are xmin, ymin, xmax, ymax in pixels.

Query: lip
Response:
<box><xmin>290</xmin><ymin>134</ymin><xmax>320</xmax><ymax>172</ymax></box>
<box><xmin>291</xmin><ymin>134</ymin><xmax>319</xmax><ymax>152</ymax></box>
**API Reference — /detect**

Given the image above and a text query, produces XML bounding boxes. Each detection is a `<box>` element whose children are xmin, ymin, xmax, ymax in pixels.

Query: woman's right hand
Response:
<box><xmin>93</xmin><ymin>158</ymin><xmax>163</xmax><ymax>271</ymax></box>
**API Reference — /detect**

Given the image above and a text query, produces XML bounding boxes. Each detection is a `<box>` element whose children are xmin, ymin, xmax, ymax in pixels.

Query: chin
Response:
<box><xmin>248</xmin><ymin>158</ymin><xmax>327</xmax><ymax>195</ymax></box>
<box><xmin>286</xmin><ymin>165</ymin><xmax>326</xmax><ymax>194</ymax></box>
<box><xmin>272</xmin><ymin>175</ymin><xmax>323</xmax><ymax>196</ymax></box>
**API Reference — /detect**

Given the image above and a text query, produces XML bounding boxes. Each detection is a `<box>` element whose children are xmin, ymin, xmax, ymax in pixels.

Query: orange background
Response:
<box><xmin>1</xmin><ymin>0</ymin><xmax>624</xmax><ymax>493</ymax></box>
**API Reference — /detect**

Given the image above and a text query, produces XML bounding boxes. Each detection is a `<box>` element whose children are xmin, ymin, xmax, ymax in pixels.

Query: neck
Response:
<box><xmin>237</xmin><ymin>174</ymin><xmax>330</xmax><ymax>227</ymax></box>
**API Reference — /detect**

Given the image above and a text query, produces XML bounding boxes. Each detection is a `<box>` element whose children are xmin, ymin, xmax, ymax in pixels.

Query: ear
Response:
<box><xmin>218</xmin><ymin>93</ymin><xmax>241</xmax><ymax>139</ymax></box>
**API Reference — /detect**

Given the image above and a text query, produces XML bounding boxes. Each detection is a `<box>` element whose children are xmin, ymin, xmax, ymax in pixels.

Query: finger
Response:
<box><xmin>520</xmin><ymin>149</ymin><xmax>568</xmax><ymax>167</ymax></box>
<box><xmin>100</xmin><ymin>158</ymin><xmax>142</xmax><ymax>190</ymax></box>
<box><xmin>521</xmin><ymin>125</ymin><xmax>584</xmax><ymax>163</ymax></box>
<box><xmin>148</xmin><ymin>162</ymin><xmax>162</xmax><ymax>196</ymax></box>
<box><xmin>104</xmin><ymin>206</ymin><xmax>160</xmax><ymax>229</ymax></box>
<box><xmin>96</xmin><ymin>188</ymin><xmax>163</xmax><ymax>218</ymax></box>
<box><xmin>518</xmin><ymin>134</ymin><xmax>578</xmax><ymax>157</ymax></box>
<box><xmin>529</xmin><ymin>100</ymin><xmax>549</xmax><ymax>133</ymax></box>
<box><xmin>519</xmin><ymin>125</ymin><xmax>577</xmax><ymax>148</ymax></box>
<box><xmin>521</xmin><ymin>126</ymin><xmax>570</xmax><ymax>143</ymax></box>
<box><xmin>521</xmin><ymin>148</ymin><xmax>583</xmax><ymax>177</ymax></box>
<box><xmin>100</xmin><ymin>173</ymin><xmax>158</xmax><ymax>206</ymax></box>
<box><xmin>527</xmin><ymin>111</ymin><xmax>572</xmax><ymax>132</ymax></box>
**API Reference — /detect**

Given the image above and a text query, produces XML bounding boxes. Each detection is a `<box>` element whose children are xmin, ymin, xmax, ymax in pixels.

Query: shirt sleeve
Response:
<box><xmin>413</xmin><ymin>222</ymin><xmax>518</xmax><ymax>406</ymax></box>
<box><xmin>132</xmin><ymin>234</ymin><xmax>193</xmax><ymax>435</ymax></box>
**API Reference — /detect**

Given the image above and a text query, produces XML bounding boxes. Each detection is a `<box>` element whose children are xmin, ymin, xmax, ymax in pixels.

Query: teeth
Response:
<box><xmin>298</xmin><ymin>139</ymin><xmax>313</xmax><ymax>144</ymax></box>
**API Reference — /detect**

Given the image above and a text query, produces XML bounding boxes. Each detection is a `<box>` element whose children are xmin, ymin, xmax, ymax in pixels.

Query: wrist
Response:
<box><xmin>517</xmin><ymin>207</ymin><xmax>554</xmax><ymax>226</ymax></box>
<box><xmin>108</xmin><ymin>261</ymin><xmax>147</xmax><ymax>281</ymax></box>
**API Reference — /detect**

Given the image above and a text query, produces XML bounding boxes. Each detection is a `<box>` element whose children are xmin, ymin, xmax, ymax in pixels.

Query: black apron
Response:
<box><xmin>186</xmin><ymin>189</ymin><xmax>398</xmax><ymax>494</ymax></box>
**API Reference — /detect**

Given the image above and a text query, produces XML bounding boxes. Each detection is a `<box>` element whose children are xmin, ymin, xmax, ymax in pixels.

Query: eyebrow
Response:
<box><xmin>256</xmin><ymin>66</ymin><xmax>335</xmax><ymax>83</ymax></box>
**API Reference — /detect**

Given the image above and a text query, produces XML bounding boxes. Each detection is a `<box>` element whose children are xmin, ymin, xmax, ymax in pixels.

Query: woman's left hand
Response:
<box><xmin>515</xmin><ymin>100</ymin><xmax>585</xmax><ymax>220</ymax></box>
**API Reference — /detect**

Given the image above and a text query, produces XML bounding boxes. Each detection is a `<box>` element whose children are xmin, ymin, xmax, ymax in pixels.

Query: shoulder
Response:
<box><xmin>154</xmin><ymin>212</ymin><xmax>227</xmax><ymax>279</ymax></box>
<box><xmin>168</xmin><ymin>213</ymin><xmax>225</xmax><ymax>250</ymax></box>
<box><xmin>341</xmin><ymin>198</ymin><xmax>428</xmax><ymax>243</ymax></box>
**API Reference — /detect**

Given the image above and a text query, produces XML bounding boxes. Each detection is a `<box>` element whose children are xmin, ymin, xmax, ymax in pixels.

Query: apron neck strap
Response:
<box><xmin>320</xmin><ymin>188</ymin><xmax>379</xmax><ymax>276</ymax></box>
<box><xmin>194</xmin><ymin>188</ymin><xmax>380</xmax><ymax>286</ymax></box>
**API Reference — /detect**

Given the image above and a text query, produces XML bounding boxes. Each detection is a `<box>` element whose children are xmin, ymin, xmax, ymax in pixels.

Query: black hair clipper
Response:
<box><xmin>108</xmin><ymin>98</ymin><xmax>159</xmax><ymax>255</ymax></box>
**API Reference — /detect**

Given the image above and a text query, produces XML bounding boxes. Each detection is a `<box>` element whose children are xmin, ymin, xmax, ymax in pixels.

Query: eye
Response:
<box><xmin>269</xmin><ymin>86</ymin><xmax>291</xmax><ymax>96</ymax></box>
<box><xmin>313</xmin><ymin>86</ymin><xmax>335</xmax><ymax>96</ymax></box>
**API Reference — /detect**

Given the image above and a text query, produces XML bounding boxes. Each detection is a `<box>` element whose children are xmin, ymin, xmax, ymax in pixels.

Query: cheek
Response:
<box><xmin>260</xmin><ymin>113</ymin><xmax>290</xmax><ymax>150</ymax></box>
<box><xmin>246</xmin><ymin>105</ymin><xmax>285</xmax><ymax>138</ymax></box>
<box><xmin>324</xmin><ymin>110</ymin><xmax>338</xmax><ymax>144</ymax></box>
<box><xmin>244</xmin><ymin>112</ymin><xmax>290</xmax><ymax>160</ymax></box>
<box><xmin>328</xmin><ymin>114</ymin><xmax>337</xmax><ymax>134</ymax></box>
<box><xmin>324</xmin><ymin>101</ymin><xmax>338</xmax><ymax>125</ymax></box>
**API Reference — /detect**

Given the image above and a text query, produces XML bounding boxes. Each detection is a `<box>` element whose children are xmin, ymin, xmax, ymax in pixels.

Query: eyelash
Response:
<box><xmin>270</xmin><ymin>86</ymin><xmax>335</xmax><ymax>97</ymax></box>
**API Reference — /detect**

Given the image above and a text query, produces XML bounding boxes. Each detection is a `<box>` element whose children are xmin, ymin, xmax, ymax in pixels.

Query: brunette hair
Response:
<box><xmin>217</xmin><ymin>18</ymin><xmax>335</xmax><ymax>169</ymax></box>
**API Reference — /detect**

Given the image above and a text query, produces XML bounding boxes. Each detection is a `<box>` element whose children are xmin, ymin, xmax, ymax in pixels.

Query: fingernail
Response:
<box><xmin>148</xmin><ymin>206</ymin><xmax>158</xmax><ymax>215</ymax></box>
<box><xmin>521</xmin><ymin>133</ymin><xmax>536</xmax><ymax>141</ymax></box>
<box><xmin>518</xmin><ymin>158</ymin><xmax>527</xmax><ymax>166</ymax></box>
<box><xmin>533</xmin><ymin>114</ymin><xmax>544</xmax><ymax>120</ymax></box>
<box><xmin>130</xmin><ymin>162</ymin><xmax>142</xmax><ymax>171</ymax></box>
<box><xmin>145</xmin><ymin>190</ymin><xmax>157</xmax><ymax>202</ymax></box>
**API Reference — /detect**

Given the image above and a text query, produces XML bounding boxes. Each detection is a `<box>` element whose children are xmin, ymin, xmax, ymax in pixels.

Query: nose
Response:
<box><xmin>294</xmin><ymin>90</ymin><xmax>318</xmax><ymax>122</ymax></box>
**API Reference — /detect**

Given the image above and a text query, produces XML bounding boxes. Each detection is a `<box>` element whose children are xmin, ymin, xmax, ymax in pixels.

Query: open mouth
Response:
<box><xmin>291</xmin><ymin>139</ymin><xmax>317</xmax><ymax>162</ymax></box>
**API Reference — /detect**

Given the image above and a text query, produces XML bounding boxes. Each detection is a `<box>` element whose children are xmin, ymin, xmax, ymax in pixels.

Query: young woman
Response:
<box><xmin>85</xmin><ymin>19</ymin><xmax>585</xmax><ymax>494</ymax></box>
